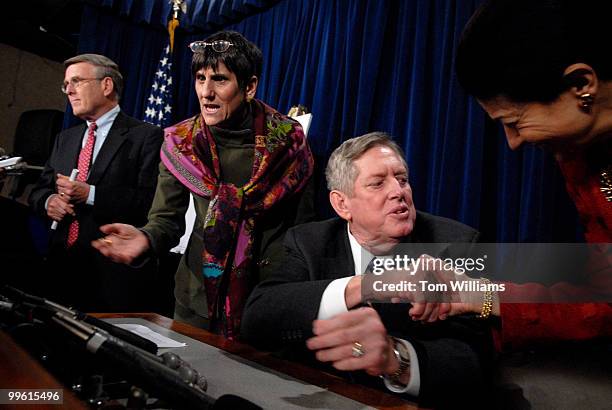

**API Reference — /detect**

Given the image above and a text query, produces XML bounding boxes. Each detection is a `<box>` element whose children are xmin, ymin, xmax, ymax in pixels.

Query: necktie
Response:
<box><xmin>364</xmin><ymin>256</ymin><xmax>380</xmax><ymax>275</ymax></box>
<box><xmin>360</xmin><ymin>256</ymin><xmax>378</xmax><ymax>304</ymax></box>
<box><xmin>67</xmin><ymin>122</ymin><xmax>97</xmax><ymax>247</ymax></box>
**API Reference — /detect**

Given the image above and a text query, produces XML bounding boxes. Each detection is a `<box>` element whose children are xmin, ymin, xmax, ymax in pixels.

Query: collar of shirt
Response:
<box><xmin>347</xmin><ymin>223</ymin><xmax>374</xmax><ymax>276</ymax></box>
<box><xmin>83</xmin><ymin>104</ymin><xmax>121</xmax><ymax>162</ymax></box>
<box><xmin>347</xmin><ymin>223</ymin><xmax>400</xmax><ymax>276</ymax></box>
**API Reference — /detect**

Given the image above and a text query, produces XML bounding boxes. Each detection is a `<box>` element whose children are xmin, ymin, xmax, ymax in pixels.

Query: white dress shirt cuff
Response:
<box><xmin>86</xmin><ymin>185</ymin><xmax>95</xmax><ymax>205</ymax></box>
<box><xmin>383</xmin><ymin>338</ymin><xmax>421</xmax><ymax>396</ymax></box>
<box><xmin>44</xmin><ymin>194</ymin><xmax>55</xmax><ymax>211</ymax></box>
<box><xmin>317</xmin><ymin>277</ymin><xmax>352</xmax><ymax>320</ymax></box>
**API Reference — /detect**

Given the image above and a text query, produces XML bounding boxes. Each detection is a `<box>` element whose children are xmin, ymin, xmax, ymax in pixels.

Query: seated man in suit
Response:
<box><xmin>242</xmin><ymin>132</ymin><xmax>493</xmax><ymax>408</ymax></box>
<box><xmin>29</xmin><ymin>54</ymin><xmax>163</xmax><ymax>312</ymax></box>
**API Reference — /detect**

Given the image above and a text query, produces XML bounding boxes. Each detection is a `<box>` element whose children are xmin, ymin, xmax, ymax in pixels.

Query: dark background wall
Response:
<box><xmin>0</xmin><ymin>44</ymin><xmax>66</xmax><ymax>152</ymax></box>
<box><xmin>1</xmin><ymin>0</ymin><xmax>583</xmax><ymax>243</ymax></box>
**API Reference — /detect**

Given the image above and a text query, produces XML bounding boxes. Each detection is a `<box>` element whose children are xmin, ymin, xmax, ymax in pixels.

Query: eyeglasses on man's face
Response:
<box><xmin>189</xmin><ymin>40</ymin><xmax>234</xmax><ymax>53</ymax></box>
<box><xmin>61</xmin><ymin>77</ymin><xmax>104</xmax><ymax>94</ymax></box>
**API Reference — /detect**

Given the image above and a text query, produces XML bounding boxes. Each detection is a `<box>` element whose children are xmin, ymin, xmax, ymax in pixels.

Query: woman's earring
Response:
<box><xmin>579</xmin><ymin>93</ymin><xmax>594</xmax><ymax>112</ymax></box>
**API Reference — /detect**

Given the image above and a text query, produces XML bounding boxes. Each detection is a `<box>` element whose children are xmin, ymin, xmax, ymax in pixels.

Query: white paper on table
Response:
<box><xmin>0</xmin><ymin>156</ymin><xmax>22</xmax><ymax>167</ymax></box>
<box><xmin>115</xmin><ymin>323</ymin><xmax>187</xmax><ymax>348</ymax></box>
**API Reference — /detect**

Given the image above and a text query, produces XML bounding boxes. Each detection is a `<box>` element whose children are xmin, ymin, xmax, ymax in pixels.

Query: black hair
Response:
<box><xmin>191</xmin><ymin>30</ymin><xmax>263</xmax><ymax>91</ymax></box>
<box><xmin>455</xmin><ymin>0</ymin><xmax>612</xmax><ymax>103</ymax></box>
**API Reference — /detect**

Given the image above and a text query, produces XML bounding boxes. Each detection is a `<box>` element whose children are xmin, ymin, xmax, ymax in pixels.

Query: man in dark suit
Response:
<box><xmin>29</xmin><ymin>54</ymin><xmax>163</xmax><ymax>312</ymax></box>
<box><xmin>242</xmin><ymin>132</ymin><xmax>493</xmax><ymax>408</ymax></box>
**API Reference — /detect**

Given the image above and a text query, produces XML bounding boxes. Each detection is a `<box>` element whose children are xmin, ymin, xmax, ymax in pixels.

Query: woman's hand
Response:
<box><xmin>92</xmin><ymin>223</ymin><xmax>150</xmax><ymax>264</ymax></box>
<box><xmin>407</xmin><ymin>254</ymin><xmax>500</xmax><ymax>321</ymax></box>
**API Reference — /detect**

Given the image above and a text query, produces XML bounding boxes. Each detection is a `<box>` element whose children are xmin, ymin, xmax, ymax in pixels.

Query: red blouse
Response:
<box><xmin>497</xmin><ymin>147</ymin><xmax>612</xmax><ymax>350</ymax></box>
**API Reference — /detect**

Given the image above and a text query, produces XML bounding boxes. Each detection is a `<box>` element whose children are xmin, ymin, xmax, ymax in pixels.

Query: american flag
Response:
<box><xmin>144</xmin><ymin>43</ymin><xmax>173</xmax><ymax>127</ymax></box>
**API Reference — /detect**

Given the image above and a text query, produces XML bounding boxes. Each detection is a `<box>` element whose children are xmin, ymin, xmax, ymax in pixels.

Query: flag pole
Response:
<box><xmin>143</xmin><ymin>0</ymin><xmax>185</xmax><ymax>127</ymax></box>
<box><xmin>168</xmin><ymin>0</ymin><xmax>183</xmax><ymax>52</ymax></box>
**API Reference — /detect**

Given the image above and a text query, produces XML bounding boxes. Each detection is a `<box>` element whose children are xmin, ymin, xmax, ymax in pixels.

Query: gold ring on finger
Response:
<box><xmin>351</xmin><ymin>341</ymin><xmax>365</xmax><ymax>358</ymax></box>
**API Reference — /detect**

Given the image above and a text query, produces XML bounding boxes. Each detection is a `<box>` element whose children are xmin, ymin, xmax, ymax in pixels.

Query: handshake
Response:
<box><xmin>359</xmin><ymin>254</ymin><xmax>501</xmax><ymax>322</ymax></box>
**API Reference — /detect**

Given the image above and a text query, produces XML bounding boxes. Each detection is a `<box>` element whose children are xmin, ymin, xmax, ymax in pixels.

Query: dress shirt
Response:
<box><xmin>83</xmin><ymin>104</ymin><xmax>121</xmax><ymax>204</ymax></box>
<box><xmin>317</xmin><ymin>224</ymin><xmax>421</xmax><ymax>396</ymax></box>
<box><xmin>45</xmin><ymin>105</ymin><xmax>120</xmax><ymax>210</ymax></box>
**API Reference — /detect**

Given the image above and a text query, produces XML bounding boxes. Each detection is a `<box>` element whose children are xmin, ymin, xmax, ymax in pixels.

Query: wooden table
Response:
<box><xmin>0</xmin><ymin>331</ymin><xmax>86</xmax><ymax>410</ymax></box>
<box><xmin>0</xmin><ymin>313</ymin><xmax>419</xmax><ymax>409</ymax></box>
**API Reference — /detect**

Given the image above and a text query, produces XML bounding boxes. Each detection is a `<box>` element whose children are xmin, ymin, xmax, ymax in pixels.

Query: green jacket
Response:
<box><xmin>142</xmin><ymin>160</ymin><xmax>315</xmax><ymax>321</ymax></box>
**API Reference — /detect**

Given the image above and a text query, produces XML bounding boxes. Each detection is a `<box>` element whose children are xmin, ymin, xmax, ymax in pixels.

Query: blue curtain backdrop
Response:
<box><xmin>73</xmin><ymin>0</ymin><xmax>581</xmax><ymax>242</ymax></box>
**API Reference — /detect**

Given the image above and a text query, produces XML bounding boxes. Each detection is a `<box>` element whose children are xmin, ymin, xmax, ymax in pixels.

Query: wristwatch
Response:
<box><xmin>384</xmin><ymin>337</ymin><xmax>411</xmax><ymax>389</ymax></box>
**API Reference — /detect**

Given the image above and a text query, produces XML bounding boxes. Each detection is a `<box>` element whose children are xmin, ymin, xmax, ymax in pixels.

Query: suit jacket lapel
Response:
<box><xmin>321</xmin><ymin>221</ymin><xmax>355</xmax><ymax>280</ymax></box>
<box><xmin>62</xmin><ymin>124</ymin><xmax>87</xmax><ymax>173</ymax></box>
<box><xmin>88</xmin><ymin>112</ymin><xmax>129</xmax><ymax>184</ymax></box>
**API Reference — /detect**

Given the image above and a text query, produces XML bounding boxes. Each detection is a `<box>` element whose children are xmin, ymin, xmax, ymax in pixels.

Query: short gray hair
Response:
<box><xmin>325</xmin><ymin>132</ymin><xmax>408</xmax><ymax>195</ymax></box>
<box><xmin>64</xmin><ymin>54</ymin><xmax>124</xmax><ymax>101</ymax></box>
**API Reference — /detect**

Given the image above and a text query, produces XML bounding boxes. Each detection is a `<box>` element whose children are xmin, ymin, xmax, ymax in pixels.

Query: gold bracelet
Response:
<box><xmin>478</xmin><ymin>277</ymin><xmax>493</xmax><ymax>319</ymax></box>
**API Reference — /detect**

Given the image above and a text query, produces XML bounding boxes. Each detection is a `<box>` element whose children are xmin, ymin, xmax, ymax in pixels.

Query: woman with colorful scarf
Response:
<box><xmin>94</xmin><ymin>31</ymin><xmax>314</xmax><ymax>339</ymax></box>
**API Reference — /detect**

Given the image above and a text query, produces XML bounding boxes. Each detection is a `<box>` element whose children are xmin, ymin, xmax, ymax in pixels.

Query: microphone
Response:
<box><xmin>1</xmin><ymin>286</ymin><xmax>261</xmax><ymax>409</ymax></box>
<box><xmin>88</xmin><ymin>332</ymin><xmax>216</xmax><ymax>409</ymax></box>
<box><xmin>80</xmin><ymin>314</ymin><xmax>158</xmax><ymax>354</ymax></box>
<box><xmin>11</xmin><ymin>298</ymin><xmax>214</xmax><ymax>408</ymax></box>
<box><xmin>1</xmin><ymin>286</ymin><xmax>157</xmax><ymax>353</ymax></box>
<box><xmin>18</xmin><ymin>305</ymin><xmax>215</xmax><ymax>408</ymax></box>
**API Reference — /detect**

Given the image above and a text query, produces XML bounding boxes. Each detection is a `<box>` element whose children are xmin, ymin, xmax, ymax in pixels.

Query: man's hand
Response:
<box><xmin>306</xmin><ymin>307</ymin><xmax>399</xmax><ymax>377</ymax></box>
<box><xmin>360</xmin><ymin>254</ymin><xmax>450</xmax><ymax>322</ymax></box>
<box><xmin>56</xmin><ymin>173</ymin><xmax>90</xmax><ymax>203</ymax></box>
<box><xmin>406</xmin><ymin>254</ymin><xmax>493</xmax><ymax>321</ymax></box>
<box><xmin>46</xmin><ymin>193</ymin><xmax>75</xmax><ymax>222</ymax></box>
<box><xmin>344</xmin><ymin>275</ymin><xmax>363</xmax><ymax>309</ymax></box>
<box><xmin>92</xmin><ymin>223</ymin><xmax>150</xmax><ymax>264</ymax></box>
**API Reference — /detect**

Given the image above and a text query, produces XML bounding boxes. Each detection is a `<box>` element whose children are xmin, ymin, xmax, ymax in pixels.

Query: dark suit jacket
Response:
<box><xmin>29</xmin><ymin>111</ymin><xmax>163</xmax><ymax>311</ymax></box>
<box><xmin>30</xmin><ymin>111</ymin><xmax>163</xmax><ymax>245</ymax></box>
<box><xmin>242</xmin><ymin>212</ymin><xmax>494</xmax><ymax>407</ymax></box>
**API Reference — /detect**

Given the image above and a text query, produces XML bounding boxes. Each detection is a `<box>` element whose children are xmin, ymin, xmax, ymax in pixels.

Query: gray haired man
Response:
<box><xmin>29</xmin><ymin>54</ymin><xmax>163</xmax><ymax>311</ymax></box>
<box><xmin>241</xmin><ymin>132</ymin><xmax>492</xmax><ymax>408</ymax></box>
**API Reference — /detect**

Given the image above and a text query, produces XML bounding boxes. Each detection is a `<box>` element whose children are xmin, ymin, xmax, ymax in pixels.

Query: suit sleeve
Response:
<box><xmin>377</xmin><ymin>302</ymin><xmax>493</xmax><ymax>406</ymax></box>
<box><xmin>140</xmin><ymin>161</ymin><xmax>190</xmax><ymax>255</ymax></box>
<box><xmin>28</xmin><ymin>132</ymin><xmax>63</xmax><ymax>217</ymax></box>
<box><xmin>409</xmin><ymin>334</ymin><xmax>489</xmax><ymax>407</ymax></box>
<box><xmin>93</xmin><ymin>125</ymin><xmax>163</xmax><ymax>225</ymax></box>
<box><xmin>241</xmin><ymin>227</ymin><xmax>334</xmax><ymax>348</ymax></box>
<box><xmin>255</xmin><ymin>175</ymin><xmax>316</xmax><ymax>282</ymax></box>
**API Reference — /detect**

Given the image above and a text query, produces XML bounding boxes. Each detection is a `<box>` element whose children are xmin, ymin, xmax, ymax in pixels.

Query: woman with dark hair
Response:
<box><xmin>456</xmin><ymin>0</ymin><xmax>612</xmax><ymax>241</ymax></box>
<box><xmin>94</xmin><ymin>31</ymin><xmax>314</xmax><ymax>339</ymax></box>
<box><xmin>413</xmin><ymin>0</ymin><xmax>611</xmax><ymax>349</ymax></box>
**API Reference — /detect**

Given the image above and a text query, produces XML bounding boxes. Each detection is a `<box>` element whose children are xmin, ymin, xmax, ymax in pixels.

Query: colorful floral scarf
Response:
<box><xmin>160</xmin><ymin>100</ymin><xmax>314</xmax><ymax>338</ymax></box>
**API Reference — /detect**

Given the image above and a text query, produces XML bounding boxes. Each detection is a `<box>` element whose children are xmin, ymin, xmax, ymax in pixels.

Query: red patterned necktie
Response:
<box><xmin>67</xmin><ymin>122</ymin><xmax>97</xmax><ymax>247</ymax></box>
